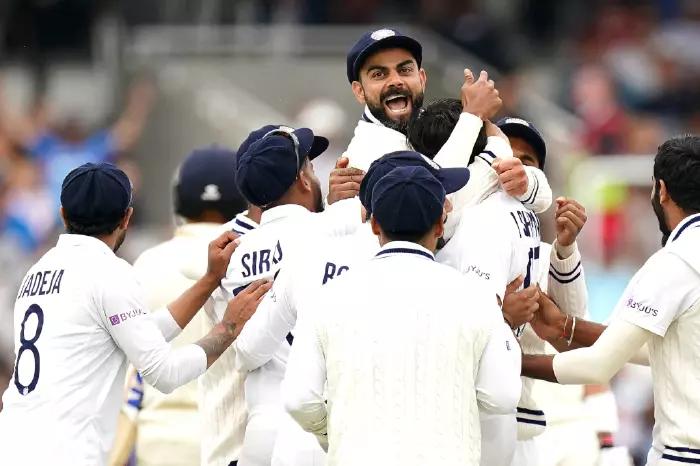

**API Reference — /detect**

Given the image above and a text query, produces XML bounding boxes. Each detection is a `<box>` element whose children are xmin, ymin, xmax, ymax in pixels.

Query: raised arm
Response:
<box><xmin>110</xmin><ymin>78</ymin><xmax>156</xmax><ymax>152</ymax></box>
<box><xmin>0</xmin><ymin>79</ymin><xmax>46</xmax><ymax>147</ymax></box>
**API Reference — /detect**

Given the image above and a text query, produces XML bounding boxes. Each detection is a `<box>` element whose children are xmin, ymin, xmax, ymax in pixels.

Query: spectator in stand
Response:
<box><xmin>0</xmin><ymin>77</ymin><xmax>155</xmax><ymax>209</ymax></box>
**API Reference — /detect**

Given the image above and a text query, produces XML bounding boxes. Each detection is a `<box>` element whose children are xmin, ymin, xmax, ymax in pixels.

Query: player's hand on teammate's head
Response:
<box><xmin>492</xmin><ymin>157</ymin><xmax>528</xmax><ymax>197</ymax></box>
<box><xmin>529</xmin><ymin>290</ymin><xmax>567</xmax><ymax>343</ymax></box>
<box><xmin>554</xmin><ymin>197</ymin><xmax>587</xmax><ymax>247</ymax></box>
<box><xmin>501</xmin><ymin>275</ymin><xmax>539</xmax><ymax>328</ymax></box>
<box><xmin>223</xmin><ymin>279</ymin><xmax>273</xmax><ymax>339</ymax></box>
<box><xmin>461</xmin><ymin>69</ymin><xmax>502</xmax><ymax>120</ymax></box>
<box><xmin>328</xmin><ymin>156</ymin><xmax>365</xmax><ymax>205</ymax></box>
<box><xmin>205</xmin><ymin>231</ymin><xmax>240</xmax><ymax>283</ymax></box>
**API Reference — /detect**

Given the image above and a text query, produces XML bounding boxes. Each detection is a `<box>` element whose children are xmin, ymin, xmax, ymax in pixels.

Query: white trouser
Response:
<box><xmin>533</xmin><ymin>420</ymin><xmax>599</xmax><ymax>466</ymax></box>
<box><xmin>238</xmin><ymin>406</ymin><xmax>283</xmax><ymax>466</ymax></box>
<box><xmin>271</xmin><ymin>412</ymin><xmax>326</xmax><ymax>466</ymax></box>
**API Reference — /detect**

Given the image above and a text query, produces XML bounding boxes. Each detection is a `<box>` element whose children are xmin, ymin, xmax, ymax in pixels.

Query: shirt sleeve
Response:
<box><xmin>148</xmin><ymin>307</ymin><xmax>183</xmax><ymax>342</ymax></box>
<box><xmin>234</xmin><ymin>267</ymin><xmax>298</xmax><ymax>372</ymax></box>
<box><xmin>315</xmin><ymin>197</ymin><xmax>363</xmax><ymax>238</ymax></box>
<box><xmin>88</xmin><ymin>130</ymin><xmax>118</xmax><ymax>161</ymax></box>
<box><xmin>99</xmin><ymin>268</ymin><xmax>207</xmax><ymax>394</ymax></box>
<box><xmin>613</xmin><ymin>251</ymin><xmax>699</xmax><ymax>337</ymax></box>
<box><xmin>475</xmin><ymin>319</ymin><xmax>522</xmax><ymax>414</ymax></box>
<box><xmin>281</xmin><ymin>305</ymin><xmax>328</xmax><ymax>450</ymax></box>
<box><xmin>433</xmin><ymin>112</ymin><xmax>484</xmax><ymax>169</ymax></box>
<box><xmin>26</xmin><ymin>132</ymin><xmax>58</xmax><ymax>160</ymax></box>
<box><xmin>547</xmin><ymin>240</ymin><xmax>588</xmax><ymax>318</ymax></box>
<box><xmin>517</xmin><ymin>166</ymin><xmax>552</xmax><ymax>214</ymax></box>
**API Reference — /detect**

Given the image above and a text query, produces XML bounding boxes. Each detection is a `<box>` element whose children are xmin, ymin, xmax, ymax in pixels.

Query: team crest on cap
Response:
<box><xmin>201</xmin><ymin>184</ymin><xmax>222</xmax><ymax>201</ymax></box>
<box><xmin>371</xmin><ymin>29</ymin><xmax>396</xmax><ymax>41</ymax></box>
<box><xmin>505</xmin><ymin>117</ymin><xmax>530</xmax><ymax>127</ymax></box>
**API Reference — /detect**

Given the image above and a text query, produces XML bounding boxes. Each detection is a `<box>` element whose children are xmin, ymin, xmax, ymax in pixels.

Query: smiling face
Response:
<box><xmin>351</xmin><ymin>48</ymin><xmax>426</xmax><ymax>131</ymax></box>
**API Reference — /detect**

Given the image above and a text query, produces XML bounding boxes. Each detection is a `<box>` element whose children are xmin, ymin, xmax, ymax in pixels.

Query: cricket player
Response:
<box><xmin>497</xmin><ymin>117</ymin><xmax>627</xmax><ymax>466</ymax></box>
<box><xmin>283</xmin><ymin>165</ymin><xmax>522</xmax><ymax>466</ymax></box>
<box><xmin>234</xmin><ymin>149</ymin><xmax>475</xmax><ymax>465</ymax></box>
<box><xmin>407</xmin><ymin>100</ymin><xmax>544</xmax><ymax>465</ymax></box>
<box><xmin>212</xmin><ymin>124</ymin><xmax>362</xmax><ymax>466</ymax></box>
<box><xmin>0</xmin><ymin>162</ymin><xmax>267</xmax><ymax>466</ymax></box>
<box><xmin>522</xmin><ymin>135</ymin><xmax>700</xmax><ymax>466</ymax></box>
<box><xmin>342</xmin><ymin>28</ymin><xmax>551</xmax><ymax>217</ymax></box>
<box><xmin>107</xmin><ymin>147</ymin><xmax>250</xmax><ymax>466</ymax></box>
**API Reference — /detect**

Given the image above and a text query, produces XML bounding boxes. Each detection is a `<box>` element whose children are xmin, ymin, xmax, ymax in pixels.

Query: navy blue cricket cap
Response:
<box><xmin>174</xmin><ymin>146</ymin><xmax>246</xmax><ymax>217</ymax></box>
<box><xmin>359</xmin><ymin>150</ymin><xmax>469</xmax><ymax>213</ymax></box>
<box><xmin>346</xmin><ymin>28</ymin><xmax>422</xmax><ymax>83</ymax></box>
<box><xmin>236</xmin><ymin>125</ymin><xmax>329</xmax><ymax>207</ymax></box>
<box><xmin>61</xmin><ymin>162</ymin><xmax>132</xmax><ymax>223</ymax></box>
<box><xmin>372</xmin><ymin>165</ymin><xmax>445</xmax><ymax>234</ymax></box>
<box><xmin>497</xmin><ymin>117</ymin><xmax>547</xmax><ymax>169</ymax></box>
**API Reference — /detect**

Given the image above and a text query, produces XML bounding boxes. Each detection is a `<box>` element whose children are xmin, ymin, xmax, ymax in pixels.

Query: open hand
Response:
<box><xmin>223</xmin><ymin>279</ymin><xmax>272</xmax><ymax>339</ymax></box>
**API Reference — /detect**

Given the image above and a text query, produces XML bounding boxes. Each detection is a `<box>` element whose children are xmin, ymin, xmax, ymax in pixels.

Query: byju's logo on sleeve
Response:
<box><xmin>626</xmin><ymin>298</ymin><xmax>659</xmax><ymax>317</ymax></box>
<box><xmin>109</xmin><ymin>309</ymin><xmax>146</xmax><ymax>326</ymax></box>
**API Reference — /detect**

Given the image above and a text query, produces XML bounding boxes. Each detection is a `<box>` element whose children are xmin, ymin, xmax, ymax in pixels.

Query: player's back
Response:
<box><xmin>0</xmin><ymin>234</ymin><xmax>136</xmax><ymax>465</ymax></box>
<box><xmin>316</xmin><ymin>246</ymin><xmax>497</xmax><ymax>466</ymax></box>
<box><xmin>438</xmin><ymin>190</ymin><xmax>542</xmax><ymax>298</ymax></box>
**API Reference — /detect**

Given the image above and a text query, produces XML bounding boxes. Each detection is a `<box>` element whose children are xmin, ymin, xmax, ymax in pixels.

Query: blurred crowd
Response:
<box><xmin>0</xmin><ymin>1</ymin><xmax>698</xmax><ymax>464</ymax></box>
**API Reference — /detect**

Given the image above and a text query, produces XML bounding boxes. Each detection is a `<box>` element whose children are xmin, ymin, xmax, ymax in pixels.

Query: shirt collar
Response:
<box><xmin>260</xmin><ymin>204</ymin><xmax>309</xmax><ymax>226</ymax></box>
<box><xmin>668</xmin><ymin>213</ymin><xmax>700</xmax><ymax>244</ymax></box>
<box><xmin>361</xmin><ymin>106</ymin><xmax>384</xmax><ymax>126</ymax></box>
<box><xmin>56</xmin><ymin>234</ymin><xmax>115</xmax><ymax>256</ymax></box>
<box><xmin>375</xmin><ymin>241</ymin><xmax>435</xmax><ymax>261</ymax></box>
<box><xmin>174</xmin><ymin>222</ymin><xmax>223</xmax><ymax>239</ymax></box>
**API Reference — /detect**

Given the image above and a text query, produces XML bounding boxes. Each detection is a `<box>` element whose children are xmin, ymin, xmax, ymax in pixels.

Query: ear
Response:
<box><xmin>351</xmin><ymin>81</ymin><xmax>366</xmax><ymax>105</ymax></box>
<box><xmin>419</xmin><ymin>68</ymin><xmax>427</xmax><ymax>91</ymax></box>
<box><xmin>370</xmin><ymin>215</ymin><xmax>381</xmax><ymax>236</ymax></box>
<box><xmin>659</xmin><ymin>179</ymin><xmax>669</xmax><ymax>203</ymax></box>
<box><xmin>121</xmin><ymin>207</ymin><xmax>134</xmax><ymax>230</ymax></box>
<box><xmin>59</xmin><ymin>207</ymin><xmax>68</xmax><ymax>229</ymax></box>
<box><xmin>297</xmin><ymin>166</ymin><xmax>313</xmax><ymax>193</ymax></box>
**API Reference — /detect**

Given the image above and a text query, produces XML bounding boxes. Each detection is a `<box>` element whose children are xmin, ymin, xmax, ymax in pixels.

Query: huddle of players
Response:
<box><xmin>4</xmin><ymin>26</ymin><xmax>699</xmax><ymax>466</ymax></box>
<box><xmin>123</xmin><ymin>29</ymin><xmax>622</xmax><ymax>466</ymax></box>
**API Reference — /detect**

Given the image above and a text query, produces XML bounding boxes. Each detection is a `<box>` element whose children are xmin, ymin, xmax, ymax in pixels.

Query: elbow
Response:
<box><xmin>143</xmin><ymin>373</ymin><xmax>178</xmax><ymax>394</ymax></box>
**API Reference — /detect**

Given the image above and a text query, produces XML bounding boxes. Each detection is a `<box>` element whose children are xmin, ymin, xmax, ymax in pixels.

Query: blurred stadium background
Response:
<box><xmin>0</xmin><ymin>1</ymin><xmax>698</xmax><ymax>463</ymax></box>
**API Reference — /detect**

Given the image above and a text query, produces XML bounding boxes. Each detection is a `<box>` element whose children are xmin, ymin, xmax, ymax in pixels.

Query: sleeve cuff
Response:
<box><xmin>549</xmin><ymin>241</ymin><xmax>582</xmax><ymax>284</ymax></box>
<box><xmin>150</xmin><ymin>307</ymin><xmax>183</xmax><ymax>343</ymax></box>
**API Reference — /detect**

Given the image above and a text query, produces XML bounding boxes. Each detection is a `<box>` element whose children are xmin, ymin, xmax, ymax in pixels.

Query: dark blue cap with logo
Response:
<box><xmin>174</xmin><ymin>146</ymin><xmax>247</xmax><ymax>218</ymax></box>
<box><xmin>372</xmin><ymin>165</ymin><xmax>445</xmax><ymax>234</ymax></box>
<box><xmin>359</xmin><ymin>150</ymin><xmax>469</xmax><ymax>213</ymax></box>
<box><xmin>61</xmin><ymin>162</ymin><xmax>132</xmax><ymax>223</ymax></box>
<box><xmin>497</xmin><ymin>117</ymin><xmax>547</xmax><ymax>169</ymax></box>
<box><xmin>346</xmin><ymin>28</ymin><xmax>422</xmax><ymax>83</ymax></box>
<box><xmin>236</xmin><ymin>125</ymin><xmax>329</xmax><ymax>207</ymax></box>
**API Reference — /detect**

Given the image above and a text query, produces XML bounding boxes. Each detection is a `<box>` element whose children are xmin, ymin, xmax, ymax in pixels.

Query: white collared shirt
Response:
<box><xmin>282</xmin><ymin>241</ymin><xmax>521</xmax><ymax>466</ymax></box>
<box><xmin>611</xmin><ymin>213</ymin><xmax>700</xmax><ymax>458</ymax></box>
<box><xmin>0</xmin><ymin>234</ymin><xmax>207</xmax><ymax>466</ymax></box>
<box><xmin>224</xmin><ymin>211</ymin><xmax>260</xmax><ymax>236</ymax></box>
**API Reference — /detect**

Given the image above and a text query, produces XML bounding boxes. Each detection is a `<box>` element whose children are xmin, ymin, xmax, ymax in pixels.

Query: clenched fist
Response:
<box><xmin>461</xmin><ymin>69</ymin><xmax>502</xmax><ymax>121</ymax></box>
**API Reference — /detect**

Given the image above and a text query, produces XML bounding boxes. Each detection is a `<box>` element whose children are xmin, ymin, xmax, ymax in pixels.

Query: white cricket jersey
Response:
<box><xmin>436</xmin><ymin>190</ymin><xmax>541</xmax><ymax>465</ymax></box>
<box><xmin>208</xmin><ymin>200</ymin><xmax>360</xmax><ymax>457</ymax></box>
<box><xmin>199</xmin><ymin>216</ymin><xmax>258</xmax><ymax>466</ymax></box>
<box><xmin>132</xmin><ymin>222</ymin><xmax>225</xmax><ymax>466</ymax></box>
<box><xmin>345</xmin><ymin>107</ymin><xmax>552</xmax><ymax>214</ymax></box>
<box><xmin>282</xmin><ymin>241</ymin><xmax>522</xmax><ymax>466</ymax></box>
<box><xmin>0</xmin><ymin>234</ymin><xmax>206</xmax><ymax>466</ymax></box>
<box><xmin>515</xmin><ymin>241</ymin><xmax>591</xmax><ymax>445</ymax></box>
<box><xmin>611</xmin><ymin>214</ymin><xmax>700</xmax><ymax>463</ymax></box>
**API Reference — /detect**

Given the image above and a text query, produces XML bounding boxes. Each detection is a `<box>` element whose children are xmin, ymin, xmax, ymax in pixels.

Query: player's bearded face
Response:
<box><xmin>365</xmin><ymin>86</ymin><xmax>424</xmax><ymax>133</ymax></box>
<box><xmin>651</xmin><ymin>179</ymin><xmax>671</xmax><ymax>246</ymax></box>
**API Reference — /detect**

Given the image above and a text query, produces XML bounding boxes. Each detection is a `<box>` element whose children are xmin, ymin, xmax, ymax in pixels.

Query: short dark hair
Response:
<box><xmin>408</xmin><ymin>98</ymin><xmax>487</xmax><ymax>163</ymax></box>
<box><xmin>654</xmin><ymin>135</ymin><xmax>700</xmax><ymax>214</ymax></box>
<box><xmin>383</xmin><ymin>229</ymin><xmax>430</xmax><ymax>243</ymax></box>
<box><xmin>65</xmin><ymin>213</ymin><xmax>125</xmax><ymax>236</ymax></box>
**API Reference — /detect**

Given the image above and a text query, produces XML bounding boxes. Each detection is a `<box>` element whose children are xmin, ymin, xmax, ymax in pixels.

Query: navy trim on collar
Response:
<box><xmin>670</xmin><ymin>214</ymin><xmax>700</xmax><ymax>243</ymax></box>
<box><xmin>235</xmin><ymin>218</ymin><xmax>254</xmax><ymax>230</ymax></box>
<box><xmin>376</xmin><ymin>247</ymin><xmax>434</xmax><ymax>261</ymax></box>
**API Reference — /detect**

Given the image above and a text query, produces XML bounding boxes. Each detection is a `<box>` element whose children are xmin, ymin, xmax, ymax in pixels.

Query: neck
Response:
<box><xmin>246</xmin><ymin>205</ymin><xmax>263</xmax><ymax>224</ymax></box>
<box><xmin>268</xmin><ymin>193</ymin><xmax>315</xmax><ymax>213</ymax></box>
<box><xmin>667</xmin><ymin>206</ymin><xmax>696</xmax><ymax>232</ymax></box>
<box><xmin>95</xmin><ymin>232</ymin><xmax>119</xmax><ymax>251</ymax></box>
<box><xmin>378</xmin><ymin>235</ymin><xmax>437</xmax><ymax>253</ymax></box>
<box><xmin>187</xmin><ymin>210</ymin><xmax>227</xmax><ymax>224</ymax></box>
